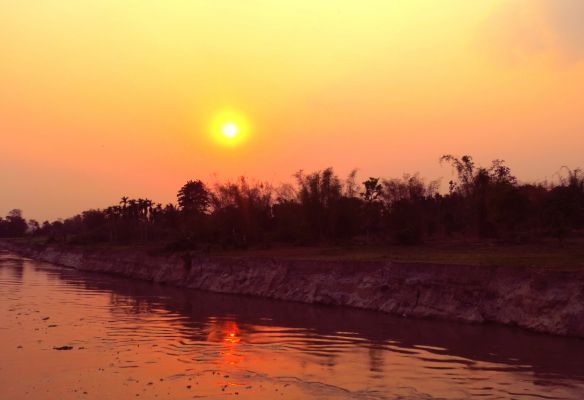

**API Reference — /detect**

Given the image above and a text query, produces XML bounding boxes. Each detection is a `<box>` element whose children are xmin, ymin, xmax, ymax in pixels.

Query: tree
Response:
<box><xmin>489</xmin><ymin>159</ymin><xmax>517</xmax><ymax>185</ymax></box>
<box><xmin>177</xmin><ymin>180</ymin><xmax>210</xmax><ymax>215</ymax></box>
<box><xmin>361</xmin><ymin>177</ymin><xmax>382</xmax><ymax>202</ymax></box>
<box><xmin>295</xmin><ymin>168</ymin><xmax>342</xmax><ymax>239</ymax></box>
<box><xmin>27</xmin><ymin>219</ymin><xmax>40</xmax><ymax>235</ymax></box>
<box><xmin>0</xmin><ymin>209</ymin><xmax>28</xmax><ymax>237</ymax></box>
<box><xmin>210</xmin><ymin>178</ymin><xmax>273</xmax><ymax>247</ymax></box>
<box><xmin>440</xmin><ymin>155</ymin><xmax>521</xmax><ymax>238</ymax></box>
<box><xmin>440</xmin><ymin>154</ymin><xmax>476</xmax><ymax>196</ymax></box>
<box><xmin>360</xmin><ymin>178</ymin><xmax>383</xmax><ymax>242</ymax></box>
<box><xmin>120</xmin><ymin>196</ymin><xmax>129</xmax><ymax>209</ymax></box>
<box><xmin>381</xmin><ymin>174</ymin><xmax>439</xmax><ymax>244</ymax></box>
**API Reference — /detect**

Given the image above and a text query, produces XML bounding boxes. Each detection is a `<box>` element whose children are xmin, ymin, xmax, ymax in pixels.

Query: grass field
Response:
<box><xmin>213</xmin><ymin>239</ymin><xmax>584</xmax><ymax>270</ymax></box>
<box><xmin>4</xmin><ymin>237</ymin><xmax>584</xmax><ymax>270</ymax></box>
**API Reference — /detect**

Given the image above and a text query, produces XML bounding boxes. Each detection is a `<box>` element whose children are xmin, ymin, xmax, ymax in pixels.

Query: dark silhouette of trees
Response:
<box><xmin>173</xmin><ymin>180</ymin><xmax>212</xmax><ymax>248</ymax></box>
<box><xmin>361</xmin><ymin>178</ymin><xmax>382</xmax><ymax>202</ymax></box>
<box><xmin>380</xmin><ymin>174</ymin><xmax>439</xmax><ymax>244</ymax></box>
<box><xmin>209</xmin><ymin>178</ymin><xmax>273</xmax><ymax>248</ymax></box>
<box><xmin>295</xmin><ymin>168</ymin><xmax>343</xmax><ymax>240</ymax></box>
<box><xmin>28</xmin><ymin>219</ymin><xmax>40</xmax><ymax>234</ymax></box>
<box><xmin>177</xmin><ymin>180</ymin><xmax>210</xmax><ymax>215</ymax></box>
<box><xmin>440</xmin><ymin>155</ymin><xmax>521</xmax><ymax>238</ymax></box>
<box><xmin>14</xmin><ymin>155</ymin><xmax>583</xmax><ymax>250</ymax></box>
<box><xmin>361</xmin><ymin>178</ymin><xmax>383</xmax><ymax>242</ymax></box>
<box><xmin>542</xmin><ymin>167</ymin><xmax>584</xmax><ymax>242</ymax></box>
<box><xmin>0</xmin><ymin>209</ymin><xmax>28</xmax><ymax>237</ymax></box>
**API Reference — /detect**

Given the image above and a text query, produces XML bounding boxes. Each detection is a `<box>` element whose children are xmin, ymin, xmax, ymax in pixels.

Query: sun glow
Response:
<box><xmin>222</xmin><ymin>122</ymin><xmax>238</xmax><ymax>138</ymax></box>
<box><xmin>210</xmin><ymin>109</ymin><xmax>250</xmax><ymax>147</ymax></box>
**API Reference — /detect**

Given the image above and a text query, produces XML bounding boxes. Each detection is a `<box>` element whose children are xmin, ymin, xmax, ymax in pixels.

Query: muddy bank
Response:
<box><xmin>2</xmin><ymin>241</ymin><xmax>583</xmax><ymax>338</ymax></box>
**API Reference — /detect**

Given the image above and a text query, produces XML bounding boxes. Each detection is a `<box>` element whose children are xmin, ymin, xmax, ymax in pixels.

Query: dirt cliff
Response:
<box><xmin>3</xmin><ymin>242</ymin><xmax>583</xmax><ymax>338</ymax></box>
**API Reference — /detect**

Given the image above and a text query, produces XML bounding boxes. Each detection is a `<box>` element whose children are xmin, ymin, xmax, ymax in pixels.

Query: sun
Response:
<box><xmin>210</xmin><ymin>109</ymin><xmax>250</xmax><ymax>147</ymax></box>
<box><xmin>221</xmin><ymin>122</ymin><xmax>239</xmax><ymax>139</ymax></box>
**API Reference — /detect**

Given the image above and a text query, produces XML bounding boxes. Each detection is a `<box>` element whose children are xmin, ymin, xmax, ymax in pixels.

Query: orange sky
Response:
<box><xmin>1</xmin><ymin>0</ymin><xmax>583</xmax><ymax>221</ymax></box>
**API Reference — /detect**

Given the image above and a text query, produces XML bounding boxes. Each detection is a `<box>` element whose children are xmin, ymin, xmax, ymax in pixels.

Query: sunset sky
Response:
<box><xmin>1</xmin><ymin>0</ymin><xmax>583</xmax><ymax>221</ymax></box>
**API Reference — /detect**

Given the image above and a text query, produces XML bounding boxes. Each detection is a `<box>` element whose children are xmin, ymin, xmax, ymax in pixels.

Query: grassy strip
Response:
<box><xmin>6</xmin><ymin>236</ymin><xmax>583</xmax><ymax>270</ymax></box>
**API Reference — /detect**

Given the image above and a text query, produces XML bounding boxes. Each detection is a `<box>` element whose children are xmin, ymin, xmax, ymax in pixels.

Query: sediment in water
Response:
<box><xmin>2</xmin><ymin>241</ymin><xmax>583</xmax><ymax>338</ymax></box>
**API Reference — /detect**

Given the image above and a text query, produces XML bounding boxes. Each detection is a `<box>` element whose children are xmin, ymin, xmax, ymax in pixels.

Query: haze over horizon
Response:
<box><xmin>2</xmin><ymin>0</ymin><xmax>584</xmax><ymax>221</ymax></box>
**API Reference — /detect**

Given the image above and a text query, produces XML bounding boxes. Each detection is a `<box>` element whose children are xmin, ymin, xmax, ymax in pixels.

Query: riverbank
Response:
<box><xmin>1</xmin><ymin>240</ymin><xmax>583</xmax><ymax>338</ymax></box>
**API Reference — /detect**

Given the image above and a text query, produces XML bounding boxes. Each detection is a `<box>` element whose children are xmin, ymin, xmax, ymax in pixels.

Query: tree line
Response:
<box><xmin>3</xmin><ymin>155</ymin><xmax>583</xmax><ymax>249</ymax></box>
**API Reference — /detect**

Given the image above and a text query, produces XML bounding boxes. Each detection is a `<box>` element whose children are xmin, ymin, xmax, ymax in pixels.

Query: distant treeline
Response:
<box><xmin>2</xmin><ymin>155</ymin><xmax>583</xmax><ymax>248</ymax></box>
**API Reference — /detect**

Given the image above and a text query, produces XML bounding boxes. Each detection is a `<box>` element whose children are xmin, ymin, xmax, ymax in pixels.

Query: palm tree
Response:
<box><xmin>120</xmin><ymin>196</ymin><xmax>129</xmax><ymax>210</ymax></box>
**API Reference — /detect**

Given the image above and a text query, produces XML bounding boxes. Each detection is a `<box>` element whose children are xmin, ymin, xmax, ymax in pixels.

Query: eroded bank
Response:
<box><xmin>2</xmin><ymin>241</ymin><xmax>583</xmax><ymax>338</ymax></box>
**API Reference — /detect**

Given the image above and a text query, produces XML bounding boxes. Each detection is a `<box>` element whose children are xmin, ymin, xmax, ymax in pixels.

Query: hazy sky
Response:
<box><xmin>1</xmin><ymin>0</ymin><xmax>583</xmax><ymax>221</ymax></box>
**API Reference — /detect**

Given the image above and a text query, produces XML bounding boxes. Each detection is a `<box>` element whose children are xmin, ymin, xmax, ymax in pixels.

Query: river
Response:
<box><xmin>1</xmin><ymin>251</ymin><xmax>583</xmax><ymax>399</ymax></box>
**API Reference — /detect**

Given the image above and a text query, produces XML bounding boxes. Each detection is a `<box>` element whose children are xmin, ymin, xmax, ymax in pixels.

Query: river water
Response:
<box><xmin>1</xmin><ymin>252</ymin><xmax>584</xmax><ymax>399</ymax></box>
